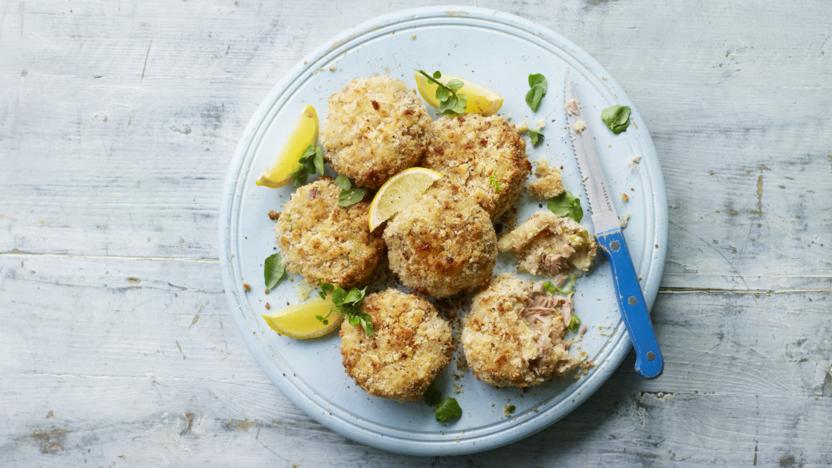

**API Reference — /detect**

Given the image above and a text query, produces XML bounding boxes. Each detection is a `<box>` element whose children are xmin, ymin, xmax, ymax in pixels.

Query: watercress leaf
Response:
<box><xmin>542</xmin><ymin>281</ymin><xmax>556</xmax><ymax>295</ymax></box>
<box><xmin>435</xmin><ymin>397</ymin><xmax>462</xmax><ymax>423</ymax></box>
<box><xmin>568</xmin><ymin>314</ymin><xmax>581</xmax><ymax>333</ymax></box>
<box><xmin>446</xmin><ymin>79</ymin><xmax>464</xmax><ymax>92</ymax></box>
<box><xmin>334</xmin><ymin>174</ymin><xmax>352</xmax><ymax>190</ymax></box>
<box><xmin>432</xmin><ymin>70</ymin><xmax>442</xmax><ymax>79</ymax></box>
<box><xmin>342</xmin><ymin>287</ymin><xmax>366</xmax><ymax>305</ymax></box>
<box><xmin>600</xmin><ymin>105</ymin><xmax>632</xmax><ymax>134</ymax></box>
<box><xmin>527</xmin><ymin>129</ymin><xmax>544</xmax><ymax>147</ymax></box>
<box><xmin>451</xmin><ymin>94</ymin><xmax>467</xmax><ymax>114</ymax></box>
<box><xmin>338</xmin><ymin>187</ymin><xmax>366</xmax><ymax>207</ymax></box>
<box><xmin>435</xmin><ymin>85</ymin><xmax>450</xmax><ymax>102</ymax></box>
<box><xmin>358</xmin><ymin>313</ymin><xmax>374</xmax><ymax>336</ymax></box>
<box><xmin>319</xmin><ymin>283</ymin><xmax>334</xmax><ymax>298</ymax></box>
<box><xmin>525</xmin><ymin>85</ymin><xmax>545</xmax><ymax>112</ymax></box>
<box><xmin>528</xmin><ymin>73</ymin><xmax>548</xmax><ymax>91</ymax></box>
<box><xmin>331</xmin><ymin>286</ymin><xmax>347</xmax><ymax>306</ymax></box>
<box><xmin>299</xmin><ymin>144</ymin><xmax>316</xmax><ymax>161</ymax></box>
<box><xmin>263</xmin><ymin>253</ymin><xmax>286</xmax><ymax>290</ymax></box>
<box><xmin>547</xmin><ymin>191</ymin><xmax>584</xmax><ymax>222</ymax></box>
<box><xmin>313</xmin><ymin>145</ymin><xmax>325</xmax><ymax>175</ymax></box>
<box><xmin>291</xmin><ymin>167</ymin><xmax>306</xmax><ymax>187</ymax></box>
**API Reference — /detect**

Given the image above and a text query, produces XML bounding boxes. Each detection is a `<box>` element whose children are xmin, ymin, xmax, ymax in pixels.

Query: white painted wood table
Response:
<box><xmin>1</xmin><ymin>0</ymin><xmax>830</xmax><ymax>466</ymax></box>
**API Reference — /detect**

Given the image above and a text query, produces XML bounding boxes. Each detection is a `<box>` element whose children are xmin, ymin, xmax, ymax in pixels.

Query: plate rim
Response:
<box><xmin>219</xmin><ymin>5</ymin><xmax>668</xmax><ymax>456</ymax></box>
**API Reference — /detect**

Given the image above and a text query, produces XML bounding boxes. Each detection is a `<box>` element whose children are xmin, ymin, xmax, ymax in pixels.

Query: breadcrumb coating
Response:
<box><xmin>462</xmin><ymin>274</ymin><xmax>576</xmax><ymax>387</ymax></box>
<box><xmin>498</xmin><ymin>211</ymin><xmax>597</xmax><ymax>276</ymax></box>
<box><xmin>528</xmin><ymin>160</ymin><xmax>565</xmax><ymax>200</ymax></box>
<box><xmin>340</xmin><ymin>289</ymin><xmax>453</xmax><ymax>401</ymax></box>
<box><xmin>424</xmin><ymin>114</ymin><xmax>531</xmax><ymax>219</ymax></box>
<box><xmin>274</xmin><ymin>178</ymin><xmax>384</xmax><ymax>287</ymax></box>
<box><xmin>383</xmin><ymin>183</ymin><xmax>497</xmax><ymax>298</ymax></box>
<box><xmin>321</xmin><ymin>76</ymin><xmax>432</xmax><ymax>188</ymax></box>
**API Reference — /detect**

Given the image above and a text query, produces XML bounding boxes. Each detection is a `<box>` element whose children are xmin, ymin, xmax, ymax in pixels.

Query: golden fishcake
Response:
<box><xmin>274</xmin><ymin>178</ymin><xmax>384</xmax><ymax>287</ymax></box>
<box><xmin>340</xmin><ymin>289</ymin><xmax>453</xmax><ymax>401</ymax></box>
<box><xmin>383</xmin><ymin>183</ymin><xmax>497</xmax><ymax>298</ymax></box>
<box><xmin>321</xmin><ymin>75</ymin><xmax>432</xmax><ymax>188</ymax></box>
<box><xmin>424</xmin><ymin>114</ymin><xmax>531</xmax><ymax>219</ymax></box>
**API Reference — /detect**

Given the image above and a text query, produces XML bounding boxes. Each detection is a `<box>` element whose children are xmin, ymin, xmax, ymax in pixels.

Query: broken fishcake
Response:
<box><xmin>462</xmin><ymin>274</ymin><xmax>577</xmax><ymax>387</ymax></box>
<box><xmin>498</xmin><ymin>211</ymin><xmax>597</xmax><ymax>276</ymax></box>
<box><xmin>527</xmin><ymin>160</ymin><xmax>565</xmax><ymax>200</ymax></box>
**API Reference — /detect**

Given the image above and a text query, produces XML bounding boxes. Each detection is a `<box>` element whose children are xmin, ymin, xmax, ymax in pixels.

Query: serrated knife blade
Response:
<box><xmin>563</xmin><ymin>75</ymin><xmax>620</xmax><ymax>234</ymax></box>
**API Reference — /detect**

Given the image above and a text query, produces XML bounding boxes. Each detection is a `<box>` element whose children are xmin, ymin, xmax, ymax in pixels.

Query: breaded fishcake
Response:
<box><xmin>498</xmin><ymin>211</ymin><xmax>597</xmax><ymax>276</ymax></box>
<box><xmin>321</xmin><ymin>76</ymin><xmax>432</xmax><ymax>188</ymax></box>
<box><xmin>383</xmin><ymin>183</ymin><xmax>497</xmax><ymax>298</ymax></box>
<box><xmin>274</xmin><ymin>178</ymin><xmax>384</xmax><ymax>287</ymax></box>
<box><xmin>340</xmin><ymin>289</ymin><xmax>453</xmax><ymax>401</ymax></box>
<box><xmin>424</xmin><ymin>114</ymin><xmax>531</xmax><ymax>219</ymax></box>
<box><xmin>462</xmin><ymin>274</ymin><xmax>576</xmax><ymax>387</ymax></box>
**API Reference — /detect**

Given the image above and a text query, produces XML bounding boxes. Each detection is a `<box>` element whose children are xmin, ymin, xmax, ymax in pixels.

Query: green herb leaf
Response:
<box><xmin>290</xmin><ymin>144</ymin><xmax>325</xmax><ymax>186</ymax></box>
<box><xmin>488</xmin><ymin>174</ymin><xmax>502</xmax><ymax>193</ymax></box>
<box><xmin>263</xmin><ymin>253</ymin><xmax>286</xmax><ymax>291</ymax></box>
<box><xmin>342</xmin><ymin>287</ymin><xmax>366</xmax><ymax>305</ymax></box>
<box><xmin>338</xmin><ymin>187</ymin><xmax>366</xmax><ymax>207</ymax></box>
<box><xmin>504</xmin><ymin>404</ymin><xmax>516</xmax><ymax>416</ymax></box>
<box><xmin>446</xmin><ymin>79</ymin><xmax>464</xmax><ymax>92</ymax></box>
<box><xmin>435</xmin><ymin>397</ymin><xmax>462</xmax><ymax>423</ymax></box>
<box><xmin>525</xmin><ymin>73</ymin><xmax>548</xmax><ymax>112</ymax></box>
<box><xmin>527</xmin><ymin>128</ymin><xmax>544</xmax><ymax>147</ymax></box>
<box><xmin>320</xmin><ymin>285</ymin><xmax>372</xmax><ymax>335</ymax></box>
<box><xmin>435</xmin><ymin>85</ymin><xmax>450</xmax><ymax>101</ymax></box>
<box><xmin>318</xmin><ymin>283</ymin><xmax>334</xmax><ymax>299</ymax></box>
<box><xmin>600</xmin><ymin>105</ymin><xmax>631</xmax><ymax>134</ymax></box>
<box><xmin>528</xmin><ymin>73</ymin><xmax>548</xmax><ymax>89</ymax></box>
<box><xmin>542</xmin><ymin>274</ymin><xmax>576</xmax><ymax>296</ymax></box>
<box><xmin>418</xmin><ymin>70</ymin><xmax>467</xmax><ymax>115</ymax></box>
<box><xmin>313</xmin><ymin>145</ymin><xmax>325</xmax><ymax>175</ymax></box>
<box><xmin>348</xmin><ymin>312</ymin><xmax>374</xmax><ymax>336</ymax></box>
<box><xmin>423</xmin><ymin>383</ymin><xmax>443</xmax><ymax>407</ymax></box>
<box><xmin>334</xmin><ymin>174</ymin><xmax>351</xmax><ymax>190</ymax></box>
<box><xmin>333</xmin><ymin>174</ymin><xmax>366</xmax><ymax>207</ymax></box>
<box><xmin>330</xmin><ymin>286</ymin><xmax>347</xmax><ymax>305</ymax></box>
<box><xmin>567</xmin><ymin>314</ymin><xmax>581</xmax><ymax>333</ymax></box>
<box><xmin>547</xmin><ymin>191</ymin><xmax>584</xmax><ymax>222</ymax></box>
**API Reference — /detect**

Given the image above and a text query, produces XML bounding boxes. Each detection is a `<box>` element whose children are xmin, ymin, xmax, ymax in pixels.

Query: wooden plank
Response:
<box><xmin>1</xmin><ymin>0</ymin><xmax>830</xmax><ymax>291</ymax></box>
<box><xmin>1</xmin><ymin>255</ymin><xmax>830</xmax><ymax>465</ymax></box>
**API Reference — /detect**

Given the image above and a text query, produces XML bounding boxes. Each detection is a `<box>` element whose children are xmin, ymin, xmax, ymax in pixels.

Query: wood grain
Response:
<box><xmin>1</xmin><ymin>0</ymin><xmax>830</xmax><ymax>465</ymax></box>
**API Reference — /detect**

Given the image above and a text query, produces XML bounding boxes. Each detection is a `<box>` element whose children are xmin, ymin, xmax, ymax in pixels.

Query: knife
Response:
<box><xmin>563</xmin><ymin>73</ymin><xmax>664</xmax><ymax>379</ymax></box>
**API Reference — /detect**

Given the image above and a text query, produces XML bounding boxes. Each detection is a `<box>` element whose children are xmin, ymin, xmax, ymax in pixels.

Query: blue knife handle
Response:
<box><xmin>596</xmin><ymin>229</ymin><xmax>664</xmax><ymax>378</ymax></box>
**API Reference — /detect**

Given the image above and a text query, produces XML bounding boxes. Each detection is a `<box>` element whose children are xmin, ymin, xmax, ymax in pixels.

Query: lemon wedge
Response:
<box><xmin>256</xmin><ymin>105</ymin><xmax>318</xmax><ymax>188</ymax></box>
<box><xmin>414</xmin><ymin>73</ymin><xmax>503</xmax><ymax>115</ymax></box>
<box><xmin>261</xmin><ymin>297</ymin><xmax>343</xmax><ymax>339</ymax></box>
<box><xmin>368</xmin><ymin>167</ymin><xmax>443</xmax><ymax>231</ymax></box>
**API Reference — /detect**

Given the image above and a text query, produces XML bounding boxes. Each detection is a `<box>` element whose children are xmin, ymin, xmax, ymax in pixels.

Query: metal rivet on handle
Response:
<box><xmin>627</xmin><ymin>296</ymin><xmax>637</xmax><ymax>305</ymax></box>
<box><xmin>610</xmin><ymin>240</ymin><xmax>620</xmax><ymax>251</ymax></box>
<box><xmin>647</xmin><ymin>351</ymin><xmax>656</xmax><ymax>361</ymax></box>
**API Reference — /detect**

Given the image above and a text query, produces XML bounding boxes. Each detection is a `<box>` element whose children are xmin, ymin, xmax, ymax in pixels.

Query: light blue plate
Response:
<box><xmin>219</xmin><ymin>6</ymin><xmax>667</xmax><ymax>456</ymax></box>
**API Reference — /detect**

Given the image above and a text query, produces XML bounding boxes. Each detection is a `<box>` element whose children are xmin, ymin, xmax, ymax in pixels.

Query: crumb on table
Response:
<box><xmin>268</xmin><ymin>210</ymin><xmax>280</xmax><ymax>221</ymax></box>
<box><xmin>242</xmin><ymin>282</ymin><xmax>251</xmax><ymax>292</ymax></box>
